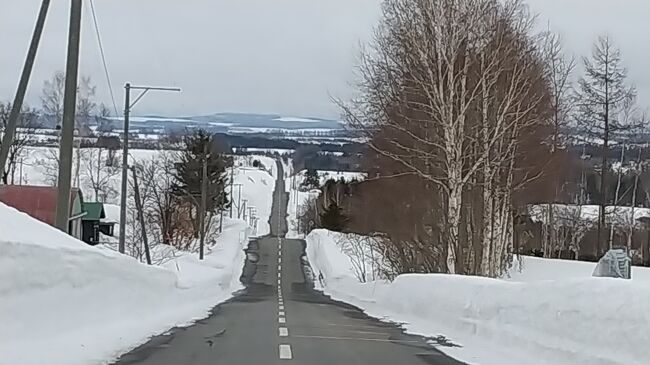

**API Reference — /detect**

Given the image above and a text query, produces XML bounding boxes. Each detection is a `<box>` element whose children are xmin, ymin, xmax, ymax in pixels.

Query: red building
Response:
<box><xmin>0</xmin><ymin>185</ymin><xmax>87</xmax><ymax>240</ymax></box>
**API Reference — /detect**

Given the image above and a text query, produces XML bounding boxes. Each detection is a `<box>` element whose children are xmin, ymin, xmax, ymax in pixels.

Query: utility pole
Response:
<box><xmin>55</xmin><ymin>0</ymin><xmax>83</xmax><ymax>232</ymax></box>
<box><xmin>229</xmin><ymin>165</ymin><xmax>235</xmax><ymax>218</ymax></box>
<box><xmin>131</xmin><ymin>166</ymin><xmax>151</xmax><ymax>265</ymax></box>
<box><xmin>199</xmin><ymin>141</ymin><xmax>208</xmax><ymax>260</ymax></box>
<box><xmin>118</xmin><ymin>84</ymin><xmax>130</xmax><ymax>253</ymax></box>
<box><xmin>248</xmin><ymin>207</ymin><xmax>256</xmax><ymax>227</ymax></box>
<box><xmin>118</xmin><ymin>84</ymin><xmax>180</xmax><ymax>253</ymax></box>
<box><xmin>219</xmin><ymin>208</ymin><xmax>224</xmax><ymax>233</ymax></box>
<box><xmin>19</xmin><ymin>158</ymin><xmax>23</xmax><ymax>185</ymax></box>
<box><xmin>0</xmin><ymin>0</ymin><xmax>50</xmax><ymax>178</ymax></box>
<box><xmin>235</xmin><ymin>183</ymin><xmax>243</xmax><ymax>218</ymax></box>
<box><xmin>242</xmin><ymin>199</ymin><xmax>247</xmax><ymax>221</ymax></box>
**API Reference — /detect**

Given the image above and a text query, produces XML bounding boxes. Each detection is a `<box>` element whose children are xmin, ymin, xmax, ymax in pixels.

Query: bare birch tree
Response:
<box><xmin>41</xmin><ymin>71</ymin><xmax>65</xmax><ymax>127</ymax></box>
<box><xmin>342</xmin><ymin>0</ymin><xmax>554</xmax><ymax>276</ymax></box>
<box><xmin>540</xmin><ymin>30</ymin><xmax>576</xmax><ymax>258</ymax></box>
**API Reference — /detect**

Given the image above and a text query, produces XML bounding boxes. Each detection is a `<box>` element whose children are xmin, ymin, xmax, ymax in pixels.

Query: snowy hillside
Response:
<box><xmin>305</xmin><ymin>229</ymin><xmax>650</xmax><ymax>365</ymax></box>
<box><xmin>234</xmin><ymin>155</ymin><xmax>276</xmax><ymax>236</ymax></box>
<box><xmin>104</xmin><ymin>113</ymin><xmax>346</xmax><ymax>136</ymax></box>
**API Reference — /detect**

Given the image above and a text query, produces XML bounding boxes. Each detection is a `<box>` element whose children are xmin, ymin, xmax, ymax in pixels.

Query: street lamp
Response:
<box><xmin>118</xmin><ymin>83</ymin><xmax>181</xmax><ymax>254</ymax></box>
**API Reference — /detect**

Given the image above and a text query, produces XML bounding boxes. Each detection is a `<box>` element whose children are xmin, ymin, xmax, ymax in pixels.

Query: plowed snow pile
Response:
<box><xmin>0</xmin><ymin>202</ymin><xmax>249</xmax><ymax>365</ymax></box>
<box><xmin>305</xmin><ymin>229</ymin><xmax>650</xmax><ymax>365</ymax></box>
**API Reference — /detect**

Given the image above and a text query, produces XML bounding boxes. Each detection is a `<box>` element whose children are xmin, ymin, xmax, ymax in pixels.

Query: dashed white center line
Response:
<box><xmin>279</xmin><ymin>317</ymin><xmax>286</xmax><ymax>324</ymax></box>
<box><xmin>278</xmin><ymin>264</ymin><xmax>282</xmax><ymax>271</ymax></box>
<box><xmin>279</xmin><ymin>305</ymin><xmax>284</xmax><ymax>310</ymax></box>
<box><xmin>278</xmin><ymin>272</ymin><xmax>282</xmax><ymax>278</ymax></box>
<box><xmin>279</xmin><ymin>327</ymin><xmax>289</xmax><ymax>337</ymax></box>
<box><xmin>279</xmin><ymin>311</ymin><xmax>285</xmax><ymax>316</ymax></box>
<box><xmin>279</xmin><ymin>344</ymin><xmax>292</xmax><ymax>360</ymax></box>
<box><xmin>278</xmin><ymin>279</ymin><xmax>282</xmax><ymax>285</ymax></box>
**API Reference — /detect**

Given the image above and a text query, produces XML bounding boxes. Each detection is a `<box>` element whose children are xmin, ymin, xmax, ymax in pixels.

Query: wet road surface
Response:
<box><xmin>111</xmin><ymin>161</ymin><xmax>464</xmax><ymax>365</ymax></box>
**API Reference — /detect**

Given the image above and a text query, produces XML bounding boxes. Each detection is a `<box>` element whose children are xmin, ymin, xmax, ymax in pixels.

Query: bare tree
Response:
<box><xmin>540</xmin><ymin>30</ymin><xmax>576</xmax><ymax>258</ymax></box>
<box><xmin>575</xmin><ymin>35</ymin><xmax>636</xmax><ymax>257</ymax></box>
<box><xmin>0</xmin><ymin>102</ymin><xmax>38</xmax><ymax>184</ymax></box>
<box><xmin>626</xmin><ymin>147</ymin><xmax>643</xmax><ymax>251</ymax></box>
<box><xmin>76</xmin><ymin>76</ymin><xmax>96</xmax><ymax>135</ymax></box>
<box><xmin>137</xmin><ymin>153</ymin><xmax>195</xmax><ymax>250</ymax></box>
<box><xmin>342</xmin><ymin>0</ymin><xmax>554</xmax><ymax>277</ymax></box>
<box><xmin>39</xmin><ymin>73</ymin><xmax>99</xmax><ymax>187</ymax></box>
<box><xmin>80</xmin><ymin>148</ymin><xmax>121</xmax><ymax>202</ymax></box>
<box><xmin>336</xmin><ymin>233</ymin><xmax>384</xmax><ymax>283</ymax></box>
<box><xmin>41</xmin><ymin>71</ymin><xmax>65</xmax><ymax>128</ymax></box>
<box><xmin>36</xmin><ymin>148</ymin><xmax>60</xmax><ymax>186</ymax></box>
<box><xmin>297</xmin><ymin>195</ymin><xmax>320</xmax><ymax>235</ymax></box>
<box><xmin>542</xmin><ymin>30</ymin><xmax>576</xmax><ymax>153</ymax></box>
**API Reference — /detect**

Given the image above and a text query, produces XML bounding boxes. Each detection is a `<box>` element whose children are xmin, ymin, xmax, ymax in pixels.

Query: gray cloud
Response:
<box><xmin>0</xmin><ymin>0</ymin><xmax>647</xmax><ymax>118</ymax></box>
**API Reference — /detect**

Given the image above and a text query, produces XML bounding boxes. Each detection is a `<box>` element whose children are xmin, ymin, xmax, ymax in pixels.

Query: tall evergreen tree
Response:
<box><xmin>575</xmin><ymin>35</ymin><xmax>636</xmax><ymax>256</ymax></box>
<box><xmin>172</xmin><ymin>130</ymin><xmax>232</xmax><ymax>236</ymax></box>
<box><xmin>301</xmin><ymin>168</ymin><xmax>320</xmax><ymax>190</ymax></box>
<box><xmin>320</xmin><ymin>201</ymin><xmax>349</xmax><ymax>232</ymax></box>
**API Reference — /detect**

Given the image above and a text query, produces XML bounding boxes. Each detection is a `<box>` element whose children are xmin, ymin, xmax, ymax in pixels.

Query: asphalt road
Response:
<box><xmin>112</xmin><ymin>162</ymin><xmax>464</xmax><ymax>365</ymax></box>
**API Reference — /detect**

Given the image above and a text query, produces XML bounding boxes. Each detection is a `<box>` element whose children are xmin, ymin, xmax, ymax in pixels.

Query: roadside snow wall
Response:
<box><xmin>0</xmin><ymin>202</ymin><xmax>249</xmax><ymax>365</ymax></box>
<box><xmin>305</xmin><ymin>229</ymin><xmax>650</xmax><ymax>365</ymax></box>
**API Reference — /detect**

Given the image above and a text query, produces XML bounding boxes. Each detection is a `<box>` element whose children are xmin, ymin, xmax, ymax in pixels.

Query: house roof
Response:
<box><xmin>0</xmin><ymin>185</ymin><xmax>84</xmax><ymax>226</ymax></box>
<box><xmin>82</xmin><ymin>202</ymin><xmax>106</xmax><ymax>221</ymax></box>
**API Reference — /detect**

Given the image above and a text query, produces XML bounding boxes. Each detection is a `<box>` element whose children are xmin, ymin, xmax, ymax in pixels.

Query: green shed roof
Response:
<box><xmin>82</xmin><ymin>202</ymin><xmax>106</xmax><ymax>221</ymax></box>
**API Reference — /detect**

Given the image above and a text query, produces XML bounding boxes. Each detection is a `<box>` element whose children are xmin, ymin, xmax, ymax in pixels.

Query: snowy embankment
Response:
<box><xmin>0</xmin><ymin>202</ymin><xmax>250</xmax><ymax>365</ymax></box>
<box><xmin>305</xmin><ymin>229</ymin><xmax>650</xmax><ymax>365</ymax></box>
<box><xmin>235</xmin><ymin>155</ymin><xmax>276</xmax><ymax>237</ymax></box>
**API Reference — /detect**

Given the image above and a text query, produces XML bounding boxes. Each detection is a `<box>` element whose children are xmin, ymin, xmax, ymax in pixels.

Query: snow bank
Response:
<box><xmin>507</xmin><ymin>255</ymin><xmax>650</xmax><ymax>282</ymax></box>
<box><xmin>0</xmin><ymin>202</ymin><xmax>250</xmax><ymax>365</ymax></box>
<box><xmin>305</xmin><ymin>229</ymin><xmax>650</xmax><ymax>365</ymax></box>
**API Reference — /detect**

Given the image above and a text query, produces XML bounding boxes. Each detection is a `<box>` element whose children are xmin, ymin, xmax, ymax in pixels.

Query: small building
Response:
<box><xmin>0</xmin><ymin>185</ymin><xmax>87</xmax><ymax>240</ymax></box>
<box><xmin>81</xmin><ymin>202</ymin><xmax>115</xmax><ymax>245</ymax></box>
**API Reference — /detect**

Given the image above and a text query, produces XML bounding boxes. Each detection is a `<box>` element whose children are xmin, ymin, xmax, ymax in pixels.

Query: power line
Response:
<box><xmin>88</xmin><ymin>0</ymin><xmax>119</xmax><ymax>117</ymax></box>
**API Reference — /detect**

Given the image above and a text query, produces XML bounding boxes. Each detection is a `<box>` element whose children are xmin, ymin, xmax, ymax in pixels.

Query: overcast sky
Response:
<box><xmin>0</xmin><ymin>0</ymin><xmax>647</xmax><ymax>119</ymax></box>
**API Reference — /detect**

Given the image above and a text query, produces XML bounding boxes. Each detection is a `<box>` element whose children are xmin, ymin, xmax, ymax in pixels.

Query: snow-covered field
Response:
<box><xmin>305</xmin><ymin>229</ymin><xmax>650</xmax><ymax>365</ymax></box>
<box><xmin>244</xmin><ymin>147</ymin><xmax>294</xmax><ymax>155</ymax></box>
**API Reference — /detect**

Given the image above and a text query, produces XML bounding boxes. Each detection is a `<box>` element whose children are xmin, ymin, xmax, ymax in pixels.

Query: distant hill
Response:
<box><xmin>121</xmin><ymin>112</ymin><xmax>346</xmax><ymax>134</ymax></box>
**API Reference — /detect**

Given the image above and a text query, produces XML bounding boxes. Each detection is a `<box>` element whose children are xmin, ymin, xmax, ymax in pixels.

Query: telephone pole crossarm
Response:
<box><xmin>117</xmin><ymin>83</ymin><xmax>180</xmax><ymax>253</ymax></box>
